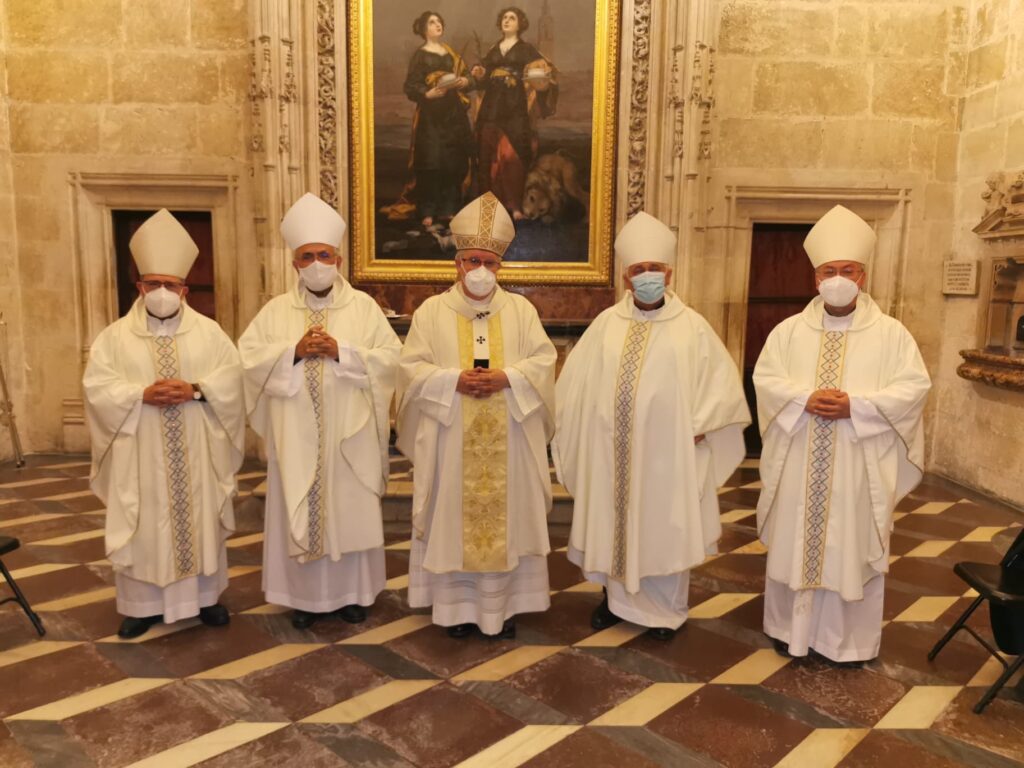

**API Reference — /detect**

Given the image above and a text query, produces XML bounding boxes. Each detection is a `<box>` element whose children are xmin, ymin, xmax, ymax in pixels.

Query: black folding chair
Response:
<box><xmin>0</xmin><ymin>536</ymin><xmax>46</xmax><ymax>637</ymax></box>
<box><xmin>928</xmin><ymin>526</ymin><xmax>1024</xmax><ymax>713</ymax></box>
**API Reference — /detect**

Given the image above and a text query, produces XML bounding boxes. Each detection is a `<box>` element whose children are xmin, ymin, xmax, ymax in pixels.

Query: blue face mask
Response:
<box><xmin>630</xmin><ymin>271</ymin><xmax>666</xmax><ymax>304</ymax></box>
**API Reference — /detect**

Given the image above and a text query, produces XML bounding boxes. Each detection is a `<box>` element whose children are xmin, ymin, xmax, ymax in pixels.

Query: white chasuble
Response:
<box><xmin>84</xmin><ymin>300</ymin><xmax>245</xmax><ymax>595</ymax></box>
<box><xmin>238</xmin><ymin>277</ymin><xmax>400</xmax><ymax>611</ymax></box>
<box><xmin>554</xmin><ymin>292</ymin><xmax>750</xmax><ymax>610</ymax></box>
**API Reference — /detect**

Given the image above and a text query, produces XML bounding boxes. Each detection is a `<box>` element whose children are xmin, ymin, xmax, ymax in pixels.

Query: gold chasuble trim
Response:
<box><xmin>801</xmin><ymin>329</ymin><xmax>848</xmax><ymax>588</ymax></box>
<box><xmin>611</xmin><ymin>320</ymin><xmax>652</xmax><ymax>581</ymax></box>
<box><xmin>151</xmin><ymin>336</ymin><xmax>198</xmax><ymax>580</ymax></box>
<box><xmin>303</xmin><ymin>308</ymin><xmax>328</xmax><ymax>561</ymax></box>
<box><xmin>458</xmin><ymin>313</ymin><xmax>509</xmax><ymax>572</ymax></box>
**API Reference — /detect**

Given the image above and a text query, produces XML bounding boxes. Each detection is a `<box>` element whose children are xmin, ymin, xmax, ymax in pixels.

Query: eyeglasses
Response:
<box><xmin>139</xmin><ymin>280</ymin><xmax>186</xmax><ymax>294</ymax></box>
<box><xmin>294</xmin><ymin>250</ymin><xmax>337</xmax><ymax>265</ymax></box>
<box><xmin>461</xmin><ymin>256</ymin><xmax>502</xmax><ymax>271</ymax></box>
<box><xmin>816</xmin><ymin>266</ymin><xmax>864</xmax><ymax>279</ymax></box>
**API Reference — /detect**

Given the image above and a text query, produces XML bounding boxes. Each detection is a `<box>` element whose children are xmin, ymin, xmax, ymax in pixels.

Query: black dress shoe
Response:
<box><xmin>338</xmin><ymin>604</ymin><xmax>367</xmax><ymax>624</ymax></box>
<box><xmin>494</xmin><ymin>618</ymin><xmax>515</xmax><ymax>640</ymax></box>
<box><xmin>590</xmin><ymin>595</ymin><xmax>622</xmax><ymax>630</ymax></box>
<box><xmin>291</xmin><ymin>609</ymin><xmax>319</xmax><ymax>629</ymax></box>
<box><xmin>199</xmin><ymin>604</ymin><xmax>230</xmax><ymax>627</ymax></box>
<box><xmin>118</xmin><ymin>615</ymin><xmax>162</xmax><ymax>639</ymax></box>
<box><xmin>771</xmin><ymin>638</ymin><xmax>792</xmax><ymax>658</ymax></box>
<box><xmin>446</xmin><ymin>623</ymin><xmax>475</xmax><ymax>638</ymax></box>
<box><xmin>647</xmin><ymin>626</ymin><xmax>676</xmax><ymax>641</ymax></box>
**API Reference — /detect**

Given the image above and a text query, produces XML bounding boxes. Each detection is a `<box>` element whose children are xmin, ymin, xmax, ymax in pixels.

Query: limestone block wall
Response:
<box><xmin>931</xmin><ymin>0</ymin><xmax>1024</xmax><ymax>506</ymax></box>
<box><xmin>0</xmin><ymin>0</ymin><xmax>253</xmax><ymax>453</ymax></box>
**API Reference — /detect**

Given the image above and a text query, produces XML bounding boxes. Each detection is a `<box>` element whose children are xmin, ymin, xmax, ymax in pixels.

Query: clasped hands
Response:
<box><xmin>805</xmin><ymin>388</ymin><xmax>851</xmax><ymax>420</ymax></box>
<box><xmin>142</xmin><ymin>379</ymin><xmax>194</xmax><ymax>407</ymax></box>
<box><xmin>456</xmin><ymin>367</ymin><xmax>509</xmax><ymax>399</ymax></box>
<box><xmin>295</xmin><ymin>325</ymin><xmax>339</xmax><ymax>361</ymax></box>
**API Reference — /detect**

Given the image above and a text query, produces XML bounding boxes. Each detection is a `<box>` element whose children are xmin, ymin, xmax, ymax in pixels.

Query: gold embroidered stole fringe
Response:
<box><xmin>800</xmin><ymin>329</ymin><xmax>848</xmax><ymax>588</ymax></box>
<box><xmin>303</xmin><ymin>308</ymin><xmax>327</xmax><ymax>560</ymax></box>
<box><xmin>151</xmin><ymin>336</ymin><xmax>198</xmax><ymax>580</ymax></box>
<box><xmin>611</xmin><ymin>320</ymin><xmax>652</xmax><ymax>581</ymax></box>
<box><xmin>458</xmin><ymin>313</ymin><xmax>508</xmax><ymax>572</ymax></box>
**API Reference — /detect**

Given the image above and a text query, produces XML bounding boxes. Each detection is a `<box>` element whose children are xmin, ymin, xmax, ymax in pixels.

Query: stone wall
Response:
<box><xmin>0</xmin><ymin>0</ymin><xmax>252</xmax><ymax>453</ymax></box>
<box><xmin>930</xmin><ymin>0</ymin><xmax>1024</xmax><ymax>505</ymax></box>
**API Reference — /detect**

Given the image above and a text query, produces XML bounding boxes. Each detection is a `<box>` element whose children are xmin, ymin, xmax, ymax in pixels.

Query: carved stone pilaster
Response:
<box><xmin>689</xmin><ymin>41</ymin><xmax>715</xmax><ymax>160</ymax></box>
<box><xmin>316</xmin><ymin>0</ymin><xmax>338</xmax><ymax>209</ymax></box>
<box><xmin>626</xmin><ymin>0</ymin><xmax>651</xmax><ymax>217</ymax></box>
<box><xmin>279</xmin><ymin>39</ymin><xmax>298</xmax><ymax>153</ymax></box>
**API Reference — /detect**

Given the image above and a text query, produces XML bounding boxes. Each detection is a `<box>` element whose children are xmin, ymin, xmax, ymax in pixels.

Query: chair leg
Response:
<box><xmin>928</xmin><ymin>595</ymin><xmax>984</xmax><ymax>661</ymax></box>
<box><xmin>973</xmin><ymin>653</ymin><xmax>1024</xmax><ymax>714</ymax></box>
<box><xmin>0</xmin><ymin>560</ymin><xmax>46</xmax><ymax>637</ymax></box>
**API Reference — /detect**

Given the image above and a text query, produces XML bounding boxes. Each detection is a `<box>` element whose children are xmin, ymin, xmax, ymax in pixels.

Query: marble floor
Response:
<box><xmin>0</xmin><ymin>455</ymin><xmax>1022</xmax><ymax>767</ymax></box>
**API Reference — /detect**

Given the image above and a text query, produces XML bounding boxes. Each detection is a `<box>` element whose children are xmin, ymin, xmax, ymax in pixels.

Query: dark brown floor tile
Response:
<box><xmin>9</xmin><ymin>565</ymin><xmax>108</xmax><ymax>604</ymax></box>
<box><xmin>547</xmin><ymin>550</ymin><xmax>582</xmax><ymax>591</ymax></box>
<box><xmin>888</xmin><ymin>558</ymin><xmax>970</xmax><ymax>596</ymax></box>
<box><xmin>197</xmin><ymin>725</ymin><xmax>345</xmax><ymax>767</ymax></box>
<box><xmin>386</xmin><ymin>625</ymin><xmax>517</xmax><ymax>678</ymax></box>
<box><xmin>718</xmin><ymin>525</ymin><xmax>758</xmax><ymax>553</ymax></box>
<box><xmin>4</xmin><ymin>720</ymin><xmax>96</xmax><ymax>768</ymax></box>
<box><xmin>0</xmin><ymin>501</ymin><xmax>46</xmax><ymax>521</ymax></box>
<box><xmin>299</xmin><ymin>722</ymin><xmax>416</xmax><ymax>767</ymax></box>
<box><xmin>907</xmin><ymin>484</ymin><xmax>962</xmax><ymax>503</ymax></box>
<box><xmin>16</xmin><ymin>480</ymin><xmax>89</xmax><ymax>500</ymax></box>
<box><xmin>217</xmin><ymin>571</ymin><xmax>267</xmax><ymax>614</ymax></box>
<box><xmin>895</xmin><ymin>514</ymin><xmax>977</xmax><ymax>540</ymax></box>
<box><xmin>877</xmin><ymin>622</ymin><xmax>990</xmax><ymax>685</ymax></box>
<box><xmin>647</xmin><ymin>684</ymin><xmax>814</xmax><ymax>768</ymax></box>
<box><xmin>717</xmin><ymin>488</ymin><xmax>760</xmax><ymax>508</ymax></box>
<box><xmin>10</xmin><ymin>515</ymin><xmax>102</xmax><ymax>544</ymax></box>
<box><xmin>882</xmin><ymin>587</ymin><xmax>924</xmax><ymax>621</ymax></box>
<box><xmin>384</xmin><ymin>550</ymin><xmax>409</xmax><ymax>581</ymax></box>
<box><xmin>359</xmin><ymin>684</ymin><xmax>522</xmax><ymax>768</ymax></box>
<box><xmin>0</xmin><ymin>723</ymin><xmax>34</xmax><ymax>768</ymax></box>
<box><xmin>57</xmin><ymin>598</ymin><xmax>123</xmax><ymax>640</ymax></box>
<box><xmin>945</xmin><ymin>500</ymin><xmax>1023</xmax><ymax>528</ymax></box>
<box><xmin>839</xmin><ymin>730</ymin><xmax>968</xmax><ymax>768</ymax></box>
<box><xmin>239</xmin><ymin>645</ymin><xmax>387</xmax><ymax>721</ymax></box>
<box><xmin>27</xmin><ymin>537</ymin><xmax>106</xmax><ymax>564</ymax></box>
<box><xmin>293</xmin><ymin>591</ymin><xmax>414</xmax><ymax>644</ymax></box>
<box><xmin>895</xmin><ymin>496</ymin><xmax>928</xmax><ymax>512</ymax></box>
<box><xmin>691</xmin><ymin>553</ymin><xmax>765</xmax><ymax>593</ymax></box>
<box><xmin>626</xmin><ymin>622</ymin><xmax>756</xmax><ymax>681</ymax></box>
<box><xmin>504</xmin><ymin>648</ymin><xmax>649</xmax><ymax>723</ymax></box>
<box><xmin>141</xmin><ymin>615</ymin><xmax>280</xmax><ymax>677</ymax></box>
<box><xmin>725</xmin><ymin>467</ymin><xmax>760</xmax><ymax>486</ymax></box>
<box><xmin>0</xmin><ymin>643</ymin><xmax>126</xmax><ymax>718</ymax></box>
<box><xmin>762</xmin><ymin>656</ymin><xmax>909</xmax><ymax>726</ymax></box>
<box><xmin>932</xmin><ymin>687</ymin><xmax>1024</xmax><ymax>764</ymax></box>
<box><xmin>937</xmin><ymin>541</ymin><xmax>1005</xmax><ymax>567</ymax></box>
<box><xmin>890</xmin><ymin>531</ymin><xmax>927</xmax><ymax>556</ymax></box>
<box><xmin>48</xmin><ymin>496</ymin><xmax>105</xmax><ymax>514</ymax></box>
<box><xmin>0</xmin><ymin>609</ymin><xmax>51</xmax><ymax>650</ymax></box>
<box><xmin>63</xmin><ymin>681</ymin><xmax>233</xmax><ymax>767</ymax></box>
<box><xmin>521</xmin><ymin>727</ymin><xmax>661</xmax><ymax>768</ymax></box>
<box><xmin>516</xmin><ymin>591</ymin><xmax>598</xmax><ymax>645</ymax></box>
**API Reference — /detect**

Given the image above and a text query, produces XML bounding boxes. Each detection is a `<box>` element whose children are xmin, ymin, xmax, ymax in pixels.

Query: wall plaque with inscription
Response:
<box><xmin>942</xmin><ymin>260</ymin><xmax>979</xmax><ymax>296</ymax></box>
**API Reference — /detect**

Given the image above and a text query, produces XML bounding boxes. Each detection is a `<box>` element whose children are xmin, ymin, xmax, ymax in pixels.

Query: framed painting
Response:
<box><xmin>347</xmin><ymin>0</ymin><xmax>620</xmax><ymax>284</ymax></box>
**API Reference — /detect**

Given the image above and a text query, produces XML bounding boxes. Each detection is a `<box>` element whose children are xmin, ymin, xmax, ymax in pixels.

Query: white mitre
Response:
<box><xmin>449</xmin><ymin>192</ymin><xmax>515</xmax><ymax>257</ymax></box>
<box><xmin>615</xmin><ymin>211</ymin><xmax>677</xmax><ymax>269</ymax></box>
<box><xmin>129</xmin><ymin>209</ymin><xmax>199</xmax><ymax>279</ymax></box>
<box><xmin>280</xmin><ymin>192</ymin><xmax>347</xmax><ymax>250</ymax></box>
<box><xmin>804</xmin><ymin>205</ymin><xmax>876</xmax><ymax>269</ymax></box>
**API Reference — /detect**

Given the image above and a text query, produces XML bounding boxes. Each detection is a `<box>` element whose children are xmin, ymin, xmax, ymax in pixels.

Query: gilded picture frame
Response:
<box><xmin>347</xmin><ymin>0</ymin><xmax>620</xmax><ymax>285</ymax></box>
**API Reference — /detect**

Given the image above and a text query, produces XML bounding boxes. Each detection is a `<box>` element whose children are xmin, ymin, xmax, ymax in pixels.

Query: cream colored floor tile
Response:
<box><xmin>385</xmin><ymin>574</ymin><xmax>409</xmax><ymax>590</ymax></box>
<box><xmin>688</xmin><ymin>592</ymin><xmax>758</xmax><ymax>619</ymax></box>
<box><xmin>711</xmin><ymin>648</ymin><xmax>791</xmax><ymax>685</ymax></box>
<box><xmin>562</xmin><ymin>580</ymin><xmax>603</xmax><ymax>593</ymax></box>
<box><xmin>774</xmin><ymin>728</ymin><xmax>870</xmax><ymax>768</ymax></box>
<box><xmin>875</xmin><ymin>686</ymin><xmax>962</xmax><ymax>729</ymax></box>
<box><xmin>0</xmin><ymin>512</ymin><xmax>68</xmax><ymax>530</ymax></box>
<box><xmin>903</xmin><ymin>540</ymin><xmax>956</xmax><ymax>558</ymax></box>
<box><xmin>454</xmin><ymin>725</ymin><xmax>580</xmax><ymax>768</ymax></box>
<box><xmin>0</xmin><ymin>640</ymin><xmax>82</xmax><ymax>669</ymax></box>
<box><xmin>236</xmin><ymin>471</ymin><xmax>267</xmax><ymax>481</ymax></box>
<box><xmin>961</xmin><ymin>526</ymin><xmax>1006</xmax><ymax>543</ymax></box>
<box><xmin>889</xmin><ymin>555</ymin><xmax>901</xmax><ymax>566</ymax></box>
<box><xmin>191</xmin><ymin>644</ymin><xmax>327</xmax><ymax>680</ymax></box>
<box><xmin>38</xmin><ymin>489</ymin><xmax>95</xmax><ymax>502</ymax></box>
<box><xmin>7</xmin><ymin>677</ymin><xmax>173</xmax><ymax>721</ymax></box>
<box><xmin>301</xmin><ymin>680</ymin><xmax>440</xmax><ymax>723</ymax></box>
<box><xmin>8</xmin><ymin>562</ymin><xmax>77</xmax><ymax>580</ymax></box>
<box><xmin>35</xmin><ymin>461</ymin><xmax>91</xmax><ymax>470</ymax></box>
<box><xmin>720</xmin><ymin>509</ymin><xmax>755</xmax><ymax>523</ymax></box>
<box><xmin>574</xmin><ymin>623</ymin><xmax>647</xmax><ymax>647</ymax></box>
<box><xmin>241</xmin><ymin>603</ymin><xmax>292</xmax><ymax>615</ymax></box>
<box><xmin>967</xmin><ymin>656</ymin><xmax>1012</xmax><ymax>687</ymax></box>
<box><xmin>730</xmin><ymin>540</ymin><xmax>767</xmax><ymax>555</ymax></box>
<box><xmin>0</xmin><ymin>477</ymin><xmax>66</xmax><ymax>490</ymax></box>
<box><xmin>32</xmin><ymin>529</ymin><xmax>105</xmax><ymax>546</ymax></box>
<box><xmin>235</xmin><ymin>490</ymin><xmax>253</xmax><ymax>499</ymax></box>
<box><xmin>589</xmin><ymin>683</ymin><xmax>703</xmax><ymax>726</ymax></box>
<box><xmin>740</xmin><ymin>481</ymin><xmax>763</xmax><ymax>490</ymax></box>
<box><xmin>891</xmin><ymin>512</ymin><xmax>907</xmax><ymax>522</ymax></box>
<box><xmin>892</xmin><ymin>596</ymin><xmax>959</xmax><ymax>623</ymax></box>
<box><xmin>126</xmin><ymin>722</ymin><xmax>288</xmax><ymax>768</ymax></box>
<box><xmin>963</xmin><ymin>588</ymin><xmax>979</xmax><ymax>597</ymax></box>
<box><xmin>225</xmin><ymin>533</ymin><xmax>264</xmax><ymax>549</ymax></box>
<box><xmin>251</xmin><ymin>480</ymin><xmax>267</xmax><ymax>498</ymax></box>
<box><xmin>35</xmin><ymin>586</ymin><xmax>116</xmax><ymax>612</ymax></box>
<box><xmin>453</xmin><ymin>645</ymin><xmax>564</xmax><ymax>683</ymax></box>
<box><xmin>337</xmin><ymin>614</ymin><xmax>433</xmax><ymax>645</ymax></box>
<box><xmin>97</xmin><ymin>618</ymin><xmax>203</xmax><ymax>644</ymax></box>
<box><xmin>554</xmin><ymin>545</ymin><xmax>568</xmax><ymax>553</ymax></box>
<box><xmin>227</xmin><ymin>565</ymin><xmax>262</xmax><ymax>578</ymax></box>
<box><xmin>739</xmin><ymin>459</ymin><xmax>759</xmax><ymax>469</ymax></box>
<box><xmin>384</xmin><ymin>540</ymin><xmax>411</xmax><ymax>551</ymax></box>
<box><xmin>911</xmin><ymin>501</ymin><xmax>956</xmax><ymax>516</ymax></box>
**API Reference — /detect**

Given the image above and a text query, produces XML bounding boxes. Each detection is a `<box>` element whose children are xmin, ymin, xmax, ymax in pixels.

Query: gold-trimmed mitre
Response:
<box><xmin>449</xmin><ymin>192</ymin><xmax>515</xmax><ymax>257</ymax></box>
<box><xmin>803</xmin><ymin>205</ymin><xmax>876</xmax><ymax>269</ymax></box>
<box><xmin>129</xmin><ymin>209</ymin><xmax>199</xmax><ymax>279</ymax></box>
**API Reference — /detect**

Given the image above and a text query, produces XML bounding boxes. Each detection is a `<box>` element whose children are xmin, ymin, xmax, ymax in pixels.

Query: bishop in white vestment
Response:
<box><xmin>553</xmin><ymin>212</ymin><xmax>750</xmax><ymax>640</ymax></box>
<box><xmin>397</xmin><ymin>192</ymin><xmax>556</xmax><ymax>639</ymax></box>
<box><xmin>754</xmin><ymin>205</ymin><xmax>931</xmax><ymax>663</ymax></box>
<box><xmin>238</xmin><ymin>194</ymin><xmax>401</xmax><ymax>629</ymax></box>
<box><xmin>84</xmin><ymin>209</ymin><xmax>245</xmax><ymax>639</ymax></box>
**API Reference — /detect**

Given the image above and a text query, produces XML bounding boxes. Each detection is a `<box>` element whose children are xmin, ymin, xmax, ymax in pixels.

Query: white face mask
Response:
<box><xmin>818</xmin><ymin>275</ymin><xmax>860</xmax><ymax>307</ymax></box>
<box><xmin>143</xmin><ymin>287</ymin><xmax>181</xmax><ymax>318</ymax></box>
<box><xmin>463</xmin><ymin>265</ymin><xmax>497</xmax><ymax>297</ymax></box>
<box><xmin>300</xmin><ymin>260</ymin><xmax>338</xmax><ymax>291</ymax></box>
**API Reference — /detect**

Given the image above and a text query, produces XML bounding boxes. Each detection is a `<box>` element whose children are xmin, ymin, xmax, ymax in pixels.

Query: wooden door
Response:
<box><xmin>743</xmin><ymin>223</ymin><xmax>816</xmax><ymax>456</ymax></box>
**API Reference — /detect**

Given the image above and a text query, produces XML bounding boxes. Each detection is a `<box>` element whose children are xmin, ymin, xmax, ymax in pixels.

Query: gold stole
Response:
<box><xmin>151</xmin><ymin>335</ymin><xmax>198</xmax><ymax>580</ymax></box>
<box><xmin>458</xmin><ymin>313</ymin><xmax>508</xmax><ymax>572</ymax></box>
<box><xmin>302</xmin><ymin>307</ymin><xmax>327</xmax><ymax>561</ymax></box>
<box><xmin>611</xmin><ymin>320</ymin><xmax>652</xmax><ymax>581</ymax></box>
<box><xmin>801</xmin><ymin>330</ymin><xmax>848</xmax><ymax>587</ymax></box>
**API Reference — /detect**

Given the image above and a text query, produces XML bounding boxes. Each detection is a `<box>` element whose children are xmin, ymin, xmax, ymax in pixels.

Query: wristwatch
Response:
<box><xmin>191</xmin><ymin>383</ymin><xmax>204</xmax><ymax>401</ymax></box>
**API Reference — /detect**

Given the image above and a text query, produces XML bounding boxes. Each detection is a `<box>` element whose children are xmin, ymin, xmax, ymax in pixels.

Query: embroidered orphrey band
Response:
<box><xmin>611</xmin><ymin>320</ymin><xmax>652</xmax><ymax>581</ymax></box>
<box><xmin>303</xmin><ymin>308</ymin><xmax>327</xmax><ymax>560</ymax></box>
<box><xmin>801</xmin><ymin>329</ymin><xmax>848</xmax><ymax>587</ymax></box>
<box><xmin>152</xmin><ymin>336</ymin><xmax>198</xmax><ymax>580</ymax></box>
<box><xmin>458</xmin><ymin>312</ymin><xmax>509</xmax><ymax>572</ymax></box>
